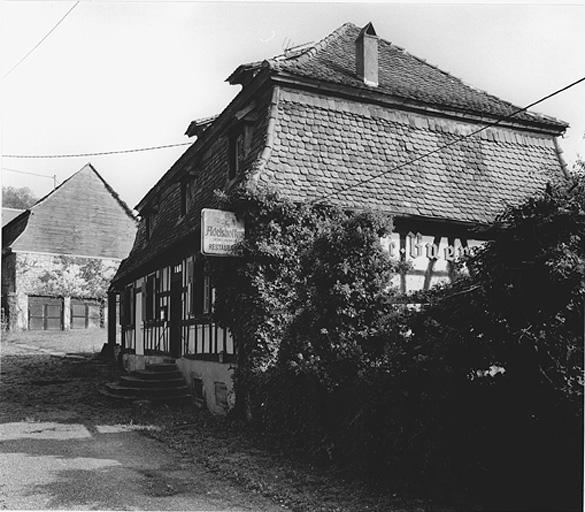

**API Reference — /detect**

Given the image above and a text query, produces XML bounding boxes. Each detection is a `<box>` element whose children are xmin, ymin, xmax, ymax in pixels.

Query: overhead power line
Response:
<box><xmin>2</xmin><ymin>76</ymin><xmax>583</xmax><ymax>174</ymax></box>
<box><xmin>2</xmin><ymin>167</ymin><xmax>55</xmax><ymax>179</ymax></box>
<box><xmin>3</xmin><ymin>1</ymin><xmax>80</xmax><ymax>79</ymax></box>
<box><xmin>310</xmin><ymin>75</ymin><xmax>585</xmax><ymax>206</ymax></box>
<box><xmin>2</xmin><ymin>167</ymin><xmax>59</xmax><ymax>188</ymax></box>
<box><xmin>3</xmin><ymin>142</ymin><xmax>192</xmax><ymax>159</ymax></box>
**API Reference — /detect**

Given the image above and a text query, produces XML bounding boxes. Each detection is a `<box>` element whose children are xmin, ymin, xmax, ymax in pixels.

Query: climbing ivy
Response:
<box><xmin>209</xmin><ymin>187</ymin><xmax>397</xmax><ymax>417</ymax></box>
<box><xmin>16</xmin><ymin>254</ymin><xmax>117</xmax><ymax>298</ymax></box>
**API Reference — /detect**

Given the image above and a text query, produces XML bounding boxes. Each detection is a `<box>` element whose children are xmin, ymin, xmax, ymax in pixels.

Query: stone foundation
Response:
<box><xmin>121</xmin><ymin>353</ymin><xmax>235</xmax><ymax>415</ymax></box>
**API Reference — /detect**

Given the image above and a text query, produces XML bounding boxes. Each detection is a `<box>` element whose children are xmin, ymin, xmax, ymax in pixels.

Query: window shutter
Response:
<box><xmin>203</xmin><ymin>274</ymin><xmax>211</xmax><ymax>314</ymax></box>
<box><xmin>194</xmin><ymin>258</ymin><xmax>204</xmax><ymax>315</ymax></box>
<box><xmin>122</xmin><ymin>288</ymin><xmax>130</xmax><ymax>326</ymax></box>
<box><xmin>155</xmin><ymin>275</ymin><xmax>161</xmax><ymax>320</ymax></box>
<box><xmin>120</xmin><ymin>292</ymin><xmax>126</xmax><ymax>326</ymax></box>
<box><xmin>144</xmin><ymin>275</ymin><xmax>154</xmax><ymax>321</ymax></box>
<box><xmin>129</xmin><ymin>286</ymin><xmax>135</xmax><ymax>327</ymax></box>
<box><xmin>187</xmin><ymin>259</ymin><xmax>194</xmax><ymax>315</ymax></box>
<box><xmin>141</xmin><ymin>280</ymin><xmax>147</xmax><ymax>321</ymax></box>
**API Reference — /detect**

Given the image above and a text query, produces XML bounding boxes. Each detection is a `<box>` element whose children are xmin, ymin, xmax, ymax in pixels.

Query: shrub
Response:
<box><xmin>210</xmin><ymin>177</ymin><xmax>584</xmax><ymax>508</ymax></box>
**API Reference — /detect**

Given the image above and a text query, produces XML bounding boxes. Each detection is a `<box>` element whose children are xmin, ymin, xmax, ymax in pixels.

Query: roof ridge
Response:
<box><xmin>90</xmin><ymin>164</ymin><xmax>137</xmax><ymax>221</ymax></box>
<box><xmin>269</xmin><ymin>22</ymin><xmax>357</xmax><ymax>71</ymax></box>
<box><xmin>31</xmin><ymin>163</ymin><xmax>136</xmax><ymax>221</ymax></box>
<box><xmin>30</xmin><ymin>166</ymin><xmax>83</xmax><ymax>209</ymax></box>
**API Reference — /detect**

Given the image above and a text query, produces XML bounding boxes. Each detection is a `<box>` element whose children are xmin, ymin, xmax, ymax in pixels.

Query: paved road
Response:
<box><xmin>0</xmin><ymin>341</ymin><xmax>285</xmax><ymax>511</ymax></box>
<box><xmin>0</xmin><ymin>419</ymin><xmax>284</xmax><ymax>511</ymax></box>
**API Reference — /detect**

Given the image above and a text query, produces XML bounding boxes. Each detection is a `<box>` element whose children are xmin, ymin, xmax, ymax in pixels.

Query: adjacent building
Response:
<box><xmin>110</xmin><ymin>22</ymin><xmax>569</xmax><ymax>413</ymax></box>
<box><xmin>2</xmin><ymin>163</ymin><xmax>137</xmax><ymax>331</ymax></box>
<box><xmin>2</xmin><ymin>208</ymin><xmax>25</xmax><ymax>227</ymax></box>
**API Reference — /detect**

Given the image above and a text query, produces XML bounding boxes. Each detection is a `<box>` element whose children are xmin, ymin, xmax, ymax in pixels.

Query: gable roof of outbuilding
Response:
<box><xmin>2</xmin><ymin>163</ymin><xmax>137</xmax><ymax>260</ymax></box>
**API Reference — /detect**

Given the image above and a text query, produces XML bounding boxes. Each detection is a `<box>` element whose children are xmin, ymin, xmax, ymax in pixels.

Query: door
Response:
<box><xmin>29</xmin><ymin>296</ymin><xmax>63</xmax><ymax>330</ymax></box>
<box><xmin>70</xmin><ymin>298</ymin><xmax>101</xmax><ymax>329</ymax></box>
<box><xmin>169</xmin><ymin>270</ymin><xmax>182</xmax><ymax>358</ymax></box>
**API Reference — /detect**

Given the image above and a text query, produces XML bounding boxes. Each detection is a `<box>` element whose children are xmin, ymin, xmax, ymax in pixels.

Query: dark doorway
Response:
<box><xmin>169</xmin><ymin>270</ymin><xmax>182</xmax><ymax>358</ymax></box>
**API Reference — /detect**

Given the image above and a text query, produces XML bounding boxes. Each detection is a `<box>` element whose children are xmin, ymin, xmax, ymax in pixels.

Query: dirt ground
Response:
<box><xmin>0</xmin><ymin>329</ymin><xmax>429</xmax><ymax>511</ymax></box>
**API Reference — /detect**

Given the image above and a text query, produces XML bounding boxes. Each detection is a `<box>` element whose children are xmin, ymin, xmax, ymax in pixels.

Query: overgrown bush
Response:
<box><xmin>210</xmin><ymin>187</ymin><xmax>343</xmax><ymax>417</ymax></box>
<box><xmin>210</xmin><ymin>177</ymin><xmax>584</xmax><ymax>509</ymax></box>
<box><xmin>260</xmin><ymin>211</ymin><xmax>401</xmax><ymax>458</ymax></box>
<box><xmin>406</xmin><ymin>176</ymin><xmax>584</xmax><ymax>508</ymax></box>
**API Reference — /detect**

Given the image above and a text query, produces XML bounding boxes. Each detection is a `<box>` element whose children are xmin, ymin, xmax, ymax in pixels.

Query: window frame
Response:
<box><xmin>144</xmin><ymin>274</ymin><xmax>156</xmax><ymax>322</ymax></box>
<box><xmin>192</xmin><ymin>257</ymin><xmax>214</xmax><ymax>316</ymax></box>
<box><xmin>228</xmin><ymin>122</ymin><xmax>253</xmax><ymax>182</ymax></box>
<box><xmin>121</xmin><ymin>285</ymin><xmax>135</xmax><ymax>328</ymax></box>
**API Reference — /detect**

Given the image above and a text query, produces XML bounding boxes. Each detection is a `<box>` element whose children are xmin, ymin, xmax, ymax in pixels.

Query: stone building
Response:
<box><xmin>109</xmin><ymin>22</ymin><xmax>569</xmax><ymax>413</ymax></box>
<box><xmin>2</xmin><ymin>163</ymin><xmax>137</xmax><ymax>331</ymax></box>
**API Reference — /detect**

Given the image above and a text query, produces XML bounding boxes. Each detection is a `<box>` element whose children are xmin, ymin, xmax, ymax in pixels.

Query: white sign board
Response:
<box><xmin>201</xmin><ymin>208</ymin><xmax>245</xmax><ymax>256</ymax></box>
<box><xmin>380</xmin><ymin>232</ymin><xmax>485</xmax><ymax>293</ymax></box>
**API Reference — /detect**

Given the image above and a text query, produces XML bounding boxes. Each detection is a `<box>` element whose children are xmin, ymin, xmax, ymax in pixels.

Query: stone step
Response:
<box><xmin>146</xmin><ymin>363</ymin><xmax>179</xmax><ymax>373</ymax></box>
<box><xmin>120</xmin><ymin>375</ymin><xmax>186</xmax><ymax>388</ymax></box>
<box><xmin>133</xmin><ymin>369</ymin><xmax>183</xmax><ymax>380</ymax></box>
<box><xmin>99</xmin><ymin>387</ymin><xmax>192</xmax><ymax>403</ymax></box>
<box><xmin>104</xmin><ymin>382</ymin><xmax>190</xmax><ymax>398</ymax></box>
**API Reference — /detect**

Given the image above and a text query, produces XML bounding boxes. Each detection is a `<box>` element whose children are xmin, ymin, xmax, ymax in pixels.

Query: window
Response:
<box><xmin>29</xmin><ymin>296</ymin><xmax>63</xmax><ymax>330</ymax></box>
<box><xmin>228</xmin><ymin>123</ymin><xmax>254</xmax><ymax>181</ymax></box>
<box><xmin>186</xmin><ymin>258</ymin><xmax>194</xmax><ymax>315</ymax></box>
<box><xmin>144</xmin><ymin>274</ymin><xmax>156</xmax><ymax>322</ymax></box>
<box><xmin>180</xmin><ymin>180</ymin><xmax>191</xmax><ymax>217</ymax></box>
<box><xmin>192</xmin><ymin>258</ymin><xmax>214</xmax><ymax>315</ymax></box>
<box><xmin>71</xmin><ymin>298</ymin><xmax>101</xmax><ymax>329</ymax></box>
<box><xmin>203</xmin><ymin>274</ymin><xmax>212</xmax><ymax>314</ymax></box>
<box><xmin>228</xmin><ymin>132</ymin><xmax>244</xmax><ymax>180</ymax></box>
<box><xmin>121</xmin><ymin>285</ymin><xmax>134</xmax><ymax>328</ymax></box>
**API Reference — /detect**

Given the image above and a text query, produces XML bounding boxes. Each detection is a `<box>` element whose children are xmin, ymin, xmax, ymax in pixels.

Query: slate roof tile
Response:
<box><xmin>115</xmin><ymin>22</ymin><xmax>569</xmax><ymax>284</ymax></box>
<box><xmin>260</xmin><ymin>93</ymin><xmax>565</xmax><ymax>224</ymax></box>
<box><xmin>235</xmin><ymin>23</ymin><xmax>567</xmax><ymax>131</ymax></box>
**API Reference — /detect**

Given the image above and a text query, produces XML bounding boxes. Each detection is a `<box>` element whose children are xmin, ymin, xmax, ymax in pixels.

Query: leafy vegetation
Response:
<box><xmin>2</xmin><ymin>186</ymin><xmax>38</xmax><ymax>209</ymax></box>
<box><xmin>210</xmin><ymin>176</ymin><xmax>584</xmax><ymax>509</ymax></box>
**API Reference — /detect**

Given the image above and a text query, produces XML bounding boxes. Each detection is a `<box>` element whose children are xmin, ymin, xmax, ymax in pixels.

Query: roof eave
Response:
<box><xmin>135</xmin><ymin>68</ymin><xmax>275</xmax><ymax>213</ymax></box>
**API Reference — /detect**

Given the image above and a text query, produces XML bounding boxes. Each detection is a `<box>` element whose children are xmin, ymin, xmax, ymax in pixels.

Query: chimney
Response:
<box><xmin>355</xmin><ymin>22</ymin><xmax>378</xmax><ymax>87</ymax></box>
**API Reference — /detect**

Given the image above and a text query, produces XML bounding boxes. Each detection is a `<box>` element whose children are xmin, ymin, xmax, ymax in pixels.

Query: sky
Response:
<box><xmin>1</xmin><ymin>1</ymin><xmax>584</xmax><ymax>210</ymax></box>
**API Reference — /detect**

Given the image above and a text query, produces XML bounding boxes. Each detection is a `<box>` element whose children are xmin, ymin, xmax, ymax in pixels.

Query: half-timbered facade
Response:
<box><xmin>110</xmin><ymin>22</ymin><xmax>569</xmax><ymax>414</ymax></box>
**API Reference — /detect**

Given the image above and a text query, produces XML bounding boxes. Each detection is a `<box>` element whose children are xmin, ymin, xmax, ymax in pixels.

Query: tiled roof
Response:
<box><xmin>113</xmin><ymin>22</ymin><xmax>568</xmax><ymax>286</ymax></box>
<box><xmin>231</xmin><ymin>23</ymin><xmax>567</xmax><ymax>131</ymax></box>
<box><xmin>3</xmin><ymin>163</ymin><xmax>137</xmax><ymax>259</ymax></box>
<box><xmin>255</xmin><ymin>89</ymin><xmax>566</xmax><ymax>224</ymax></box>
<box><xmin>185</xmin><ymin>115</ymin><xmax>218</xmax><ymax>138</ymax></box>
